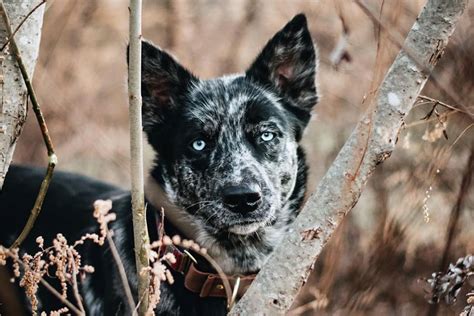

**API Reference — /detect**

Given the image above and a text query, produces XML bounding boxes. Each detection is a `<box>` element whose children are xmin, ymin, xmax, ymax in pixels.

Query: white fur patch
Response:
<box><xmin>228</xmin><ymin>222</ymin><xmax>265</xmax><ymax>235</ymax></box>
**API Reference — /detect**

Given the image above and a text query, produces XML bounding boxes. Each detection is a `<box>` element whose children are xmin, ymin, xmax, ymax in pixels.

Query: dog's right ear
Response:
<box><xmin>127</xmin><ymin>41</ymin><xmax>197</xmax><ymax>130</ymax></box>
<box><xmin>246</xmin><ymin>14</ymin><xmax>318</xmax><ymax>140</ymax></box>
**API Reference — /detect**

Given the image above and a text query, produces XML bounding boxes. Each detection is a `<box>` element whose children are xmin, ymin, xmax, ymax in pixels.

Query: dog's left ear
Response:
<box><xmin>246</xmin><ymin>14</ymin><xmax>318</xmax><ymax>130</ymax></box>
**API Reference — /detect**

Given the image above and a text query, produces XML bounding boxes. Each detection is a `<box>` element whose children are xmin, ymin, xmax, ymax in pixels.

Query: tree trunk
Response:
<box><xmin>0</xmin><ymin>0</ymin><xmax>45</xmax><ymax>189</ymax></box>
<box><xmin>229</xmin><ymin>0</ymin><xmax>469</xmax><ymax>314</ymax></box>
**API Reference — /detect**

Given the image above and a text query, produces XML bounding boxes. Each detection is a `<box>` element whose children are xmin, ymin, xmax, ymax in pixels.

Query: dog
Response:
<box><xmin>0</xmin><ymin>13</ymin><xmax>318</xmax><ymax>315</ymax></box>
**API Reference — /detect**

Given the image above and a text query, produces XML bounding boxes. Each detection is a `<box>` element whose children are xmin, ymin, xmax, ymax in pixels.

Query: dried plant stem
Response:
<box><xmin>230</xmin><ymin>0</ymin><xmax>468</xmax><ymax>314</ymax></box>
<box><xmin>428</xmin><ymin>149</ymin><xmax>474</xmax><ymax>316</ymax></box>
<box><xmin>0</xmin><ymin>0</ymin><xmax>57</xmax><ymax>249</ymax></box>
<box><xmin>405</xmin><ymin>111</ymin><xmax>459</xmax><ymax>128</ymax></box>
<box><xmin>39</xmin><ymin>278</ymin><xmax>83</xmax><ymax>316</ymax></box>
<box><xmin>12</xmin><ymin>258</ymin><xmax>84</xmax><ymax>316</ymax></box>
<box><xmin>128</xmin><ymin>0</ymin><xmax>150</xmax><ymax>314</ymax></box>
<box><xmin>417</xmin><ymin>95</ymin><xmax>467</xmax><ymax>114</ymax></box>
<box><xmin>107</xmin><ymin>231</ymin><xmax>137</xmax><ymax>314</ymax></box>
<box><xmin>68</xmin><ymin>249</ymin><xmax>86</xmax><ymax>315</ymax></box>
<box><xmin>0</xmin><ymin>0</ymin><xmax>46</xmax><ymax>52</ymax></box>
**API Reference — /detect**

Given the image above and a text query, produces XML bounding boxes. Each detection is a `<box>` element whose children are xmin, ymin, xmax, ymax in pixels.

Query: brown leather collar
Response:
<box><xmin>185</xmin><ymin>262</ymin><xmax>256</xmax><ymax>299</ymax></box>
<box><xmin>159</xmin><ymin>243</ymin><xmax>256</xmax><ymax>299</ymax></box>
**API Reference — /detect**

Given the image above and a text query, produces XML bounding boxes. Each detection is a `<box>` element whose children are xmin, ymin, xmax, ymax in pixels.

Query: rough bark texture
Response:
<box><xmin>229</xmin><ymin>0</ymin><xmax>468</xmax><ymax>314</ymax></box>
<box><xmin>0</xmin><ymin>0</ymin><xmax>44</xmax><ymax>189</ymax></box>
<box><xmin>128</xmin><ymin>0</ymin><xmax>150</xmax><ymax>315</ymax></box>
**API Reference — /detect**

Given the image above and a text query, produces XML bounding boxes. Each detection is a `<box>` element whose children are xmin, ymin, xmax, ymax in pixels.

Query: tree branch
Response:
<box><xmin>128</xmin><ymin>0</ymin><xmax>150</xmax><ymax>315</ymax></box>
<box><xmin>229</xmin><ymin>0</ymin><xmax>469</xmax><ymax>314</ymax></box>
<box><xmin>0</xmin><ymin>0</ymin><xmax>44</xmax><ymax>189</ymax></box>
<box><xmin>0</xmin><ymin>0</ymin><xmax>55</xmax><ymax>250</ymax></box>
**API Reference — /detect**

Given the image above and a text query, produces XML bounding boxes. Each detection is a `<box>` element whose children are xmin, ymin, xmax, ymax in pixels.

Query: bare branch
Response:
<box><xmin>0</xmin><ymin>0</ymin><xmax>44</xmax><ymax>188</ymax></box>
<box><xmin>128</xmin><ymin>0</ymin><xmax>150</xmax><ymax>314</ymax></box>
<box><xmin>229</xmin><ymin>0</ymin><xmax>469</xmax><ymax>314</ymax></box>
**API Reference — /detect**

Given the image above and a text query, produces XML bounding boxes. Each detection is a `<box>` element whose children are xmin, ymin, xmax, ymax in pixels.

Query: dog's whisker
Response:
<box><xmin>193</xmin><ymin>202</ymin><xmax>220</xmax><ymax>216</ymax></box>
<box><xmin>202</xmin><ymin>209</ymin><xmax>220</xmax><ymax>226</ymax></box>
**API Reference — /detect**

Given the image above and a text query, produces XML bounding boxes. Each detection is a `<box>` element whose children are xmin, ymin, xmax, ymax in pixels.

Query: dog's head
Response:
<box><xmin>140</xmin><ymin>14</ymin><xmax>318</xmax><ymax>237</ymax></box>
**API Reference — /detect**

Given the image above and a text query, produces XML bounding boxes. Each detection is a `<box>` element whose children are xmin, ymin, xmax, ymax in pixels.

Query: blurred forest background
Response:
<box><xmin>11</xmin><ymin>0</ymin><xmax>474</xmax><ymax>315</ymax></box>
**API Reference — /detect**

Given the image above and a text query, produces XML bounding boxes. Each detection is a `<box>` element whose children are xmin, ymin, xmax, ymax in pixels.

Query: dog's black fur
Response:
<box><xmin>0</xmin><ymin>14</ymin><xmax>318</xmax><ymax>315</ymax></box>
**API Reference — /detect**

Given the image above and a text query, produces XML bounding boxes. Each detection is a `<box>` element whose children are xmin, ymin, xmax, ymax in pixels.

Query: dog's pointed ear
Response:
<box><xmin>127</xmin><ymin>41</ymin><xmax>197</xmax><ymax>130</ymax></box>
<box><xmin>246</xmin><ymin>14</ymin><xmax>318</xmax><ymax>114</ymax></box>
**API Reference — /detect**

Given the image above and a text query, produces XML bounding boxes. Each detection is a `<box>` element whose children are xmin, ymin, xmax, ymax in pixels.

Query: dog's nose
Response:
<box><xmin>222</xmin><ymin>185</ymin><xmax>262</xmax><ymax>213</ymax></box>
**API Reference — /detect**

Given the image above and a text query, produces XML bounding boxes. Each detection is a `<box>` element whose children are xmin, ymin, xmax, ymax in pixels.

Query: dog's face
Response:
<box><xmin>141</xmin><ymin>14</ymin><xmax>318</xmax><ymax>236</ymax></box>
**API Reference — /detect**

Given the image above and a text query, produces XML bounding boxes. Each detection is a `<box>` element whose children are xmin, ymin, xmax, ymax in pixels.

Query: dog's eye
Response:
<box><xmin>192</xmin><ymin>139</ymin><xmax>206</xmax><ymax>151</ymax></box>
<box><xmin>260</xmin><ymin>132</ymin><xmax>275</xmax><ymax>142</ymax></box>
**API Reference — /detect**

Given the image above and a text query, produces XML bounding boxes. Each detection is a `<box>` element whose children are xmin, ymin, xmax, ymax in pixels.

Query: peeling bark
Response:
<box><xmin>0</xmin><ymin>0</ymin><xmax>44</xmax><ymax>189</ymax></box>
<box><xmin>229</xmin><ymin>0</ymin><xmax>469</xmax><ymax>314</ymax></box>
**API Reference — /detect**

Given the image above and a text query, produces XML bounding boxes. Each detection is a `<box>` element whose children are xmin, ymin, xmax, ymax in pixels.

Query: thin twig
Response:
<box><xmin>0</xmin><ymin>0</ymin><xmax>46</xmax><ymax>52</ymax></box>
<box><xmin>10</xmin><ymin>162</ymin><xmax>56</xmax><ymax>249</ymax></box>
<box><xmin>198</xmin><ymin>250</ymin><xmax>234</xmax><ymax>309</ymax></box>
<box><xmin>39</xmin><ymin>278</ymin><xmax>83</xmax><ymax>316</ymax></box>
<box><xmin>404</xmin><ymin>111</ymin><xmax>458</xmax><ymax>128</ymax></box>
<box><xmin>106</xmin><ymin>231</ymin><xmax>137</xmax><ymax>314</ymax></box>
<box><xmin>68</xmin><ymin>249</ymin><xmax>86</xmax><ymax>315</ymax></box>
<box><xmin>450</xmin><ymin>123</ymin><xmax>474</xmax><ymax>148</ymax></box>
<box><xmin>417</xmin><ymin>95</ymin><xmax>469</xmax><ymax>115</ymax></box>
<box><xmin>0</xmin><ymin>1</ymin><xmax>57</xmax><ymax>249</ymax></box>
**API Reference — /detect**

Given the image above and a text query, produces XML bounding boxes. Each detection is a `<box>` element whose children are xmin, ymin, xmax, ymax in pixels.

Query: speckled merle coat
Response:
<box><xmin>0</xmin><ymin>14</ymin><xmax>318</xmax><ymax>315</ymax></box>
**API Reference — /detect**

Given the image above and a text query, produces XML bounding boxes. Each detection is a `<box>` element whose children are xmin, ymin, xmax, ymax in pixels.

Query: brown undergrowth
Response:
<box><xmin>0</xmin><ymin>199</ymin><xmax>231</xmax><ymax>315</ymax></box>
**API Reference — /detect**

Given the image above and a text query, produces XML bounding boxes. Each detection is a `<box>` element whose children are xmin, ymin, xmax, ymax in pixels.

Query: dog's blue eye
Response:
<box><xmin>260</xmin><ymin>132</ymin><xmax>275</xmax><ymax>142</ymax></box>
<box><xmin>192</xmin><ymin>139</ymin><xmax>206</xmax><ymax>151</ymax></box>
